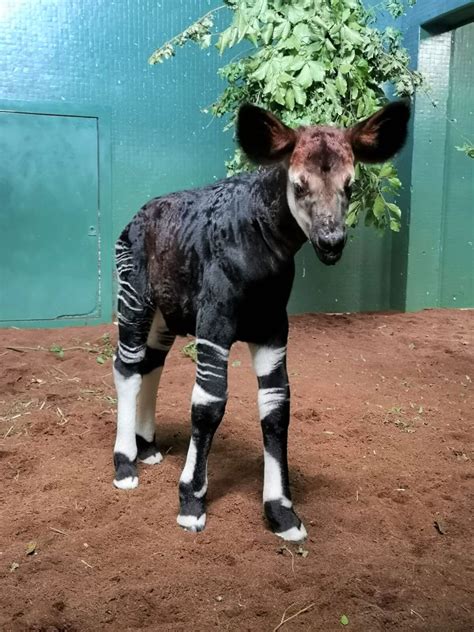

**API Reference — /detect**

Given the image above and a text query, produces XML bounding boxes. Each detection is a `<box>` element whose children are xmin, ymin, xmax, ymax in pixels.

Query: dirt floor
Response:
<box><xmin>0</xmin><ymin>309</ymin><xmax>473</xmax><ymax>632</ymax></box>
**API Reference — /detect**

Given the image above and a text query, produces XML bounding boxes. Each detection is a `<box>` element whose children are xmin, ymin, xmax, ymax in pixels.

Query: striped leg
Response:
<box><xmin>249</xmin><ymin>343</ymin><xmax>307</xmax><ymax>542</ymax></box>
<box><xmin>113</xmin><ymin>238</ymin><xmax>174</xmax><ymax>488</ymax></box>
<box><xmin>177</xmin><ymin>338</ymin><xmax>229</xmax><ymax>532</ymax></box>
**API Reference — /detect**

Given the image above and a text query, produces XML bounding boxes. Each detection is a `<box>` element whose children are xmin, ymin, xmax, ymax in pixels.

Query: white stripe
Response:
<box><xmin>263</xmin><ymin>449</ymin><xmax>291</xmax><ymax>508</ymax></box>
<box><xmin>118</xmin><ymin>279</ymin><xmax>140</xmax><ymax>298</ymax></box>
<box><xmin>118</xmin><ymin>344</ymin><xmax>146</xmax><ymax>362</ymax></box>
<box><xmin>117</xmin><ymin>313</ymin><xmax>134</xmax><ymax>325</ymax></box>
<box><xmin>120</xmin><ymin>341</ymin><xmax>144</xmax><ymax>353</ymax></box>
<box><xmin>118</xmin><ymin>294</ymin><xmax>142</xmax><ymax>312</ymax></box>
<box><xmin>196</xmin><ymin>369</ymin><xmax>225</xmax><ymax>380</ymax></box>
<box><xmin>191</xmin><ymin>382</ymin><xmax>223</xmax><ymax>406</ymax></box>
<box><xmin>113</xmin><ymin>369</ymin><xmax>141</xmax><ymax>460</ymax></box>
<box><xmin>116</xmin><ymin>254</ymin><xmax>133</xmax><ymax>264</ymax></box>
<box><xmin>118</xmin><ymin>286</ymin><xmax>142</xmax><ymax>306</ymax></box>
<box><xmin>180</xmin><ymin>438</ymin><xmax>197</xmax><ymax>484</ymax></box>
<box><xmin>276</xmin><ymin>524</ymin><xmax>307</xmax><ymax>542</ymax></box>
<box><xmin>197</xmin><ymin>361</ymin><xmax>224</xmax><ymax>371</ymax></box>
<box><xmin>116</xmin><ymin>264</ymin><xmax>134</xmax><ymax>273</ymax></box>
<box><xmin>250</xmin><ymin>345</ymin><xmax>286</xmax><ymax>377</ymax></box>
<box><xmin>194</xmin><ymin>480</ymin><xmax>208</xmax><ymax>498</ymax></box>
<box><xmin>176</xmin><ymin>514</ymin><xmax>206</xmax><ymax>530</ymax></box>
<box><xmin>258</xmin><ymin>387</ymin><xmax>288</xmax><ymax>419</ymax></box>
<box><xmin>196</xmin><ymin>339</ymin><xmax>229</xmax><ymax>359</ymax></box>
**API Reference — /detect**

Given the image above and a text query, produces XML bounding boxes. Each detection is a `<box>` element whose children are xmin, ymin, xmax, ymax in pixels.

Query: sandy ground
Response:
<box><xmin>0</xmin><ymin>309</ymin><xmax>473</xmax><ymax>632</ymax></box>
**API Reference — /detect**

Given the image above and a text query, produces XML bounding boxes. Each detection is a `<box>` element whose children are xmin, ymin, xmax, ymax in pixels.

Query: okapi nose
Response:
<box><xmin>317</xmin><ymin>231</ymin><xmax>346</xmax><ymax>253</ymax></box>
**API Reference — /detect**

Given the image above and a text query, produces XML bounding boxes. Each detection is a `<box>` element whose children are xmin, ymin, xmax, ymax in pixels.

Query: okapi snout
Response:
<box><xmin>311</xmin><ymin>226</ymin><xmax>348</xmax><ymax>265</ymax></box>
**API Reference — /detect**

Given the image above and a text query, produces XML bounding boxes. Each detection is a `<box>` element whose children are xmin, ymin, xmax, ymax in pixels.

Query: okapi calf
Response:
<box><xmin>113</xmin><ymin>100</ymin><xmax>410</xmax><ymax>541</ymax></box>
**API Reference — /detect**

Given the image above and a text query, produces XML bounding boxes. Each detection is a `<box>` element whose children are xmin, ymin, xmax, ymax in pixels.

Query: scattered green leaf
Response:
<box><xmin>25</xmin><ymin>541</ymin><xmax>37</xmax><ymax>555</ymax></box>
<box><xmin>49</xmin><ymin>345</ymin><xmax>64</xmax><ymax>359</ymax></box>
<box><xmin>182</xmin><ymin>341</ymin><xmax>197</xmax><ymax>363</ymax></box>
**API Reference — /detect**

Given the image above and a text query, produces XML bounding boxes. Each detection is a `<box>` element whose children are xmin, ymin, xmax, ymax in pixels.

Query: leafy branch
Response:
<box><xmin>149</xmin><ymin>0</ymin><xmax>424</xmax><ymax>232</ymax></box>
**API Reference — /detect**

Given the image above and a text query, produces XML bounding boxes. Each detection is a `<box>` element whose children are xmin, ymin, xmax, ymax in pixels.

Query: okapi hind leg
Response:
<box><xmin>113</xmin><ymin>237</ymin><xmax>174</xmax><ymax>488</ymax></box>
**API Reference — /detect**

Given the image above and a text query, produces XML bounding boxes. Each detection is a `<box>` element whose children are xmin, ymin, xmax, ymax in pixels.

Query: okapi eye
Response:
<box><xmin>293</xmin><ymin>181</ymin><xmax>307</xmax><ymax>198</ymax></box>
<box><xmin>344</xmin><ymin>180</ymin><xmax>353</xmax><ymax>198</ymax></box>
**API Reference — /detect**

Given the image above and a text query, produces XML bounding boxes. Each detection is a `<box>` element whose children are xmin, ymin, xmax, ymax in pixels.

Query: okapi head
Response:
<box><xmin>237</xmin><ymin>101</ymin><xmax>410</xmax><ymax>265</ymax></box>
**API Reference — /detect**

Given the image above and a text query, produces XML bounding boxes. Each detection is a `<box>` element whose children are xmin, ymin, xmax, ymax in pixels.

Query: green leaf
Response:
<box><xmin>378</xmin><ymin>162</ymin><xmax>393</xmax><ymax>178</ymax></box>
<box><xmin>386</xmin><ymin>202</ymin><xmax>401</xmax><ymax>218</ymax></box>
<box><xmin>335</xmin><ymin>73</ymin><xmax>347</xmax><ymax>95</ymax></box>
<box><xmin>288</xmin><ymin>5</ymin><xmax>305</xmax><ymax>24</ymax></box>
<box><xmin>390</xmin><ymin>219</ymin><xmax>401</xmax><ymax>232</ymax></box>
<box><xmin>50</xmin><ymin>344</ymin><xmax>64</xmax><ymax>359</ymax></box>
<box><xmin>293</xmin><ymin>84</ymin><xmax>307</xmax><ymax>106</ymax></box>
<box><xmin>298</xmin><ymin>64</ymin><xmax>313</xmax><ymax>89</ymax></box>
<box><xmin>340</xmin><ymin>614</ymin><xmax>349</xmax><ymax>626</ymax></box>
<box><xmin>251</xmin><ymin>61</ymin><xmax>269</xmax><ymax>81</ymax></box>
<box><xmin>341</xmin><ymin>24</ymin><xmax>363</xmax><ymax>45</ymax></box>
<box><xmin>285</xmin><ymin>88</ymin><xmax>295</xmax><ymax>111</ymax></box>
<box><xmin>309</xmin><ymin>61</ymin><xmax>325</xmax><ymax>82</ymax></box>
<box><xmin>388</xmin><ymin>177</ymin><xmax>402</xmax><ymax>188</ymax></box>
<box><xmin>217</xmin><ymin>28</ymin><xmax>233</xmax><ymax>54</ymax></box>
<box><xmin>262</xmin><ymin>23</ymin><xmax>273</xmax><ymax>45</ymax></box>
<box><xmin>294</xmin><ymin>23</ymin><xmax>312</xmax><ymax>42</ymax></box>
<box><xmin>339</xmin><ymin>62</ymin><xmax>352</xmax><ymax>74</ymax></box>
<box><xmin>373</xmin><ymin>194</ymin><xmax>385</xmax><ymax>220</ymax></box>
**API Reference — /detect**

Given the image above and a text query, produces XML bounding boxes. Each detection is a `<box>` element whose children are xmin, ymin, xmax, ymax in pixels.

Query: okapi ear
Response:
<box><xmin>347</xmin><ymin>100</ymin><xmax>411</xmax><ymax>163</ymax></box>
<box><xmin>237</xmin><ymin>104</ymin><xmax>296</xmax><ymax>164</ymax></box>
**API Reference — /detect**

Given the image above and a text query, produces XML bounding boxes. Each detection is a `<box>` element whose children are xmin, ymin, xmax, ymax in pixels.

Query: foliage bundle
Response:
<box><xmin>150</xmin><ymin>0</ymin><xmax>424</xmax><ymax>231</ymax></box>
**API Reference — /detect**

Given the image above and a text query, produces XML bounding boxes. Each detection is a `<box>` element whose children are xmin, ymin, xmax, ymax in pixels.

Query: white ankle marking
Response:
<box><xmin>263</xmin><ymin>449</ymin><xmax>284</xmax><ymax>502</ymax></box>
<box><xmin>192</xmin><ymin>382</ymin><xmax>223</xmax><ymax>406</ymax></box>
<box><xmin>258</xmin><ymin>387</ymin><xmax>288</xmax><ymax>419</ymax></box>
<box><xmin>177</xmin><ymin>513</ymin><xmax>206</xmax><ymax>530</ymax></box>
<box><xmin>180</xmin><ymin>439</ymin><xmax>197</xmax><ymax>484</ymax></box>
<box><xmin>276</xmin><ymin>523</ymin><xmax>307</xmax><ymax>542</ymax></box>
<box><xmin>114</xmin><ymin>370</ymin><xmax>141</xmax><ymax>461</ymax></box>
<box><xmin>194</xmin><ymin>480</ymin><xmax>208</xmax><ymax>498</ymax></box>
<box><xmin>250</xmin><ymin>345</ymin><xmax>286</xmax><ymax>377</ymax></box>
<box><xmin>113</xmin><ymin>476</ymin><xmax>138</xmax><ymax>490</ymax></box>
<box><xmin>139</xmin><ymin>452</ymin><xmax>163</xmax><ymax>465</ymax></box>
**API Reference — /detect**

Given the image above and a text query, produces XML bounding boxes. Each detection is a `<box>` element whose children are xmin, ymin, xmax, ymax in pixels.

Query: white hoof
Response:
<box><xmin>275</xmin><ymin>523</ymin><xmax>308</xmax><ymax>542</ymax></box>
<box><xmin>113</xmin><ymin>476</ymin><xmax>138</xmax><ymax>490</ymax></box>
<box><xmin>177</xmin><ymin>513</ymin><xmax>206</xmax><ymax>532</ymax></box>
<box><xmin>139</xmin><ymin>452</ymin><xmax>163</xmax><ymax>465</ymax></box>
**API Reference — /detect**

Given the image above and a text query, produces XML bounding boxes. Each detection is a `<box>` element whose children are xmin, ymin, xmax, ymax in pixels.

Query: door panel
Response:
<box><xmin>0</xmin><ymin>110</ymin><xmax>101</xmax><ymax>322</ymax></box>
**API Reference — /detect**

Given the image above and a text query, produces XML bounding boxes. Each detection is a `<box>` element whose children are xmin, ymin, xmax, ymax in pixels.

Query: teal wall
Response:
<box><xmin>382</xmin><ymin>0</ymin><xmax>474</xmax><ymax>310</ymax></box>
<box><xmin>0</xmin><ymin>0</ymin><xmax>472</xmax><ymax>324</ymax></box>
<box><xmin>0</xmin><ymin>0</ymin><xmax>232</xmax><ymax>248</ymax></box>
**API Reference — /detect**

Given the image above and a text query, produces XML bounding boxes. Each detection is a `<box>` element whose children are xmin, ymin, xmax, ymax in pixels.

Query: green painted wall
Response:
<box><xmin>385</xmin><ymin>0</ymin><xmax>474</xmax><ymax>310</ymax></box>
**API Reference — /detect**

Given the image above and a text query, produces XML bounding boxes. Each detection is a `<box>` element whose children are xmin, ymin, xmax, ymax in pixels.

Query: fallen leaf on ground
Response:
<box><xmin>25</xmin><ymin>541</ymin><xmax>37</xmax><ymax>555</ymax></box>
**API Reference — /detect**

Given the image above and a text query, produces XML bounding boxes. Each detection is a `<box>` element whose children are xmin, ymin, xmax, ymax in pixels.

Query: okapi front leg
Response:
<box><xmin>250</xmin><ymin>344</ymin><xmax>307</xmax><ymax>542</ymax></box>
<box><xmin>178</xmin><ymin>339</ymin><xmax>229</xmax><ymax>532</ymax></box>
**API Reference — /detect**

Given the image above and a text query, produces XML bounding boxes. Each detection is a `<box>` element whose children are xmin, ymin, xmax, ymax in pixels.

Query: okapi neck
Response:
<box><xmin>254</xmin><ymin>165</ymin><xmax>308</xmax><ymax>258</ymax></box>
